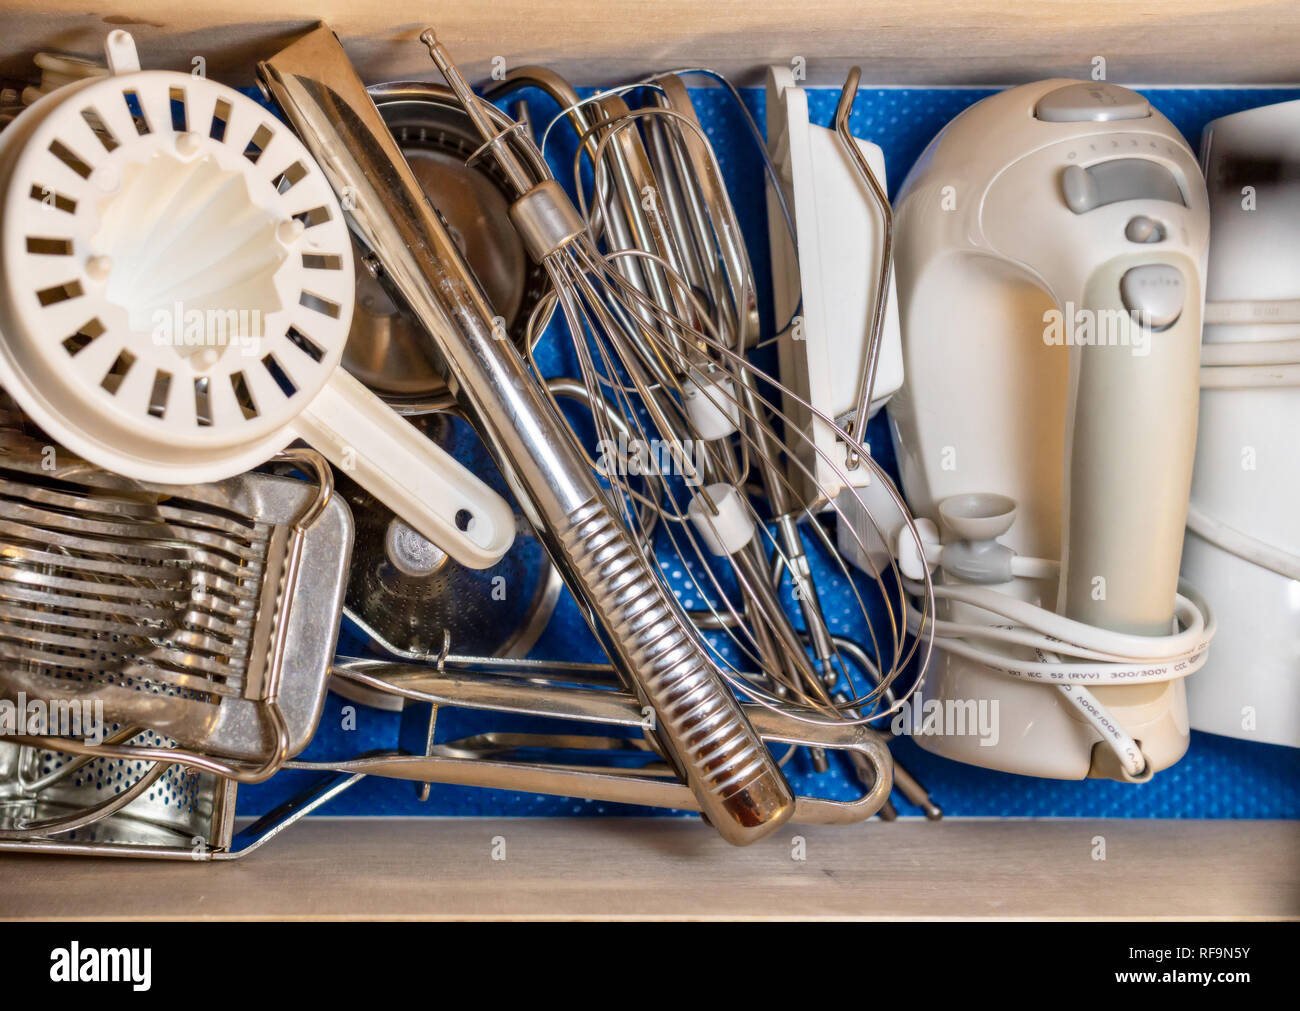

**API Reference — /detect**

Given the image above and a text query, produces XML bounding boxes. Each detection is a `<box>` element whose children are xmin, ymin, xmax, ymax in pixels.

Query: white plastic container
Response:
<box><xmin>1184</xmin><ymin>99</ymin><xmax>1300</xmax><ymax>748</ymax></box>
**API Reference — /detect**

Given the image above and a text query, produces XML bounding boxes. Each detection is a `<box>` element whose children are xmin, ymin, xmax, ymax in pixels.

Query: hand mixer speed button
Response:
<box><xmin>1062</xmin><ymin>160</ymin><xmax>1186</xmax><ymax>214</ymax></box>
<box><xmin>1120</xmin><ymin>264</ymin><xmax>1185</xmax><ymax>329</ymax></box>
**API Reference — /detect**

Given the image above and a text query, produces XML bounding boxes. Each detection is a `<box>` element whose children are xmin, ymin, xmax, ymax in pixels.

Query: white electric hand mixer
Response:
<box><xmin>0</xmin><ymin>30</ymin><xmax>513</xmax><ymax>570</ymax></box>
<box><xmin>889</xmin><ymin>82</ymin><xmax>1216</xmax><ymax>780</ymax></box>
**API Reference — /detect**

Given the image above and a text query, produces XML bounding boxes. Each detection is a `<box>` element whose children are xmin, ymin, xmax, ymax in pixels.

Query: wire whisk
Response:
<box><xmin>422</xmin><ymin>34</ymin><xmax>935</xmax><ymax>729</ymax></box>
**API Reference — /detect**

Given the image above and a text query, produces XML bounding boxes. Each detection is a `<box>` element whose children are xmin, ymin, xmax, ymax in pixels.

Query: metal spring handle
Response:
<box><xmin>557</xmin><ymin>499</ymin><xmax>792</xmax><ymax>825</ymax></box>
<box><xmin>258</xmin><ymin>25</ymin><xmax>794</xmax><ymax>844</ymax></box>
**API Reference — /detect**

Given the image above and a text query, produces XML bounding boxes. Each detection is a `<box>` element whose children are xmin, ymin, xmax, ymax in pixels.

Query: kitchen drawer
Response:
<box><xmin>0</xmin><ymin>1</ymin><xmax>1295</xmax><ymax>921</ymax></box>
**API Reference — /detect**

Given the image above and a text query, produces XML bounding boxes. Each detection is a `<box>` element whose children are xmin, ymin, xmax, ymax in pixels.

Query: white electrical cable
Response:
<box><xmin>1200</xmin><ymin>305</ymin><xmax>1300</xmax><ymax>387</ymax></box>
<box><xmin>900</xmin><ymin>561</ymin><xmax>1216</xmax><ymax>777</ymax></box>
<box><xmin>1200</xmin><ymin>363</ymin><xmax>1300</xmax><ymax>388</ymax></box>
<box><xmin>1186</xmin><ymin>503</ymin><xmax>1300</xmax><ymax>582</ymax></box>
<box><xmin>916</xmin><ymin>612</ymin><xmax>1209</xmax><ymax>675</ymax></box>
<box><xmin>1204</xmin><ymin>299</ymin><xmax>1300</xmax><ymax>327</ymax></box>
<box><xmin>905</xmin><ymin>578</ymin><xmax>1213</xmax><ymax>665</ymax></box>
<box><xmin>1056</xmin><ymin>683</ymin><xmax>1148</xmax><ymax>779</ymax></box>
<box><xmin>1011</xmin><ymin>556</ymin><xmax>1058</xmax><ymax>580</ymax></box>
<box><xmin>1201</xmin><ymin>338</ymin><xmax>1300</xmax><ymax>366</ymax></box>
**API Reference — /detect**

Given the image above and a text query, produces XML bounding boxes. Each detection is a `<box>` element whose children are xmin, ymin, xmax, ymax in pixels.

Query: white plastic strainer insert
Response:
<box><xmin>0</xmin><ymin>30</ymin><xmax>513</xmax><ymax>569</ymax></box>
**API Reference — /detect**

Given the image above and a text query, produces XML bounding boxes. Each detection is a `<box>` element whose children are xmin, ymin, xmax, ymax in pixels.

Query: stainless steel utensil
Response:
<box><xmin>0</xmin><ymin>649</ymin><xmax>896</xmax><ymax>858</ymax></box>
<box><xmin>342</xmin><ymin>81</ymin><xmax>552</xmax><ymax>411</ymax></box>
<box><xmin>323</xmin><ymin>655</ymin><xmax>893</xmax><ymax>825</ymax></box>
<box><xmin>258</xmin><ymin>24</ymin><xmax>794</xmax><ymax>845</ymax></box>
<box><xmin>460</xmin><ymin>59</ymin><xmax>932</xmax><ymax>731</ymax></box>
<box><xmin>0</xmin><ymin>428</ymin><xmax>352</xmax><ymax>781</ymax></box>
<box><xmin>0</xmin><ymin>737</ymin><xmax>365</xmax><ymax>859</ymax></box>
<box><xmin>334</xmin><ymin>85</ymin><xmax>564</xmax><ymax>659</ymax></box>
<box><xmin>0</xmin><ymin>734</ymin><xmax>222</xmax><ymax>846</ymax></box>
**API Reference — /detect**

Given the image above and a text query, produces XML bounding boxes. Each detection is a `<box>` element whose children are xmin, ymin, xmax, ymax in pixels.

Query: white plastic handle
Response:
<box><xmin>103</xmin><ymin>29</ymin><xmax>141</xmax><ymax>75</ymax></box>
<box><xmin>293</xmin><ymin>369</ymin><xmax>515</xmax><ymax>569</ymax></box>
<box><xmin>1060</xmin><ymin>256</ymin><xmax>1202</xmax><ymax>633</ymax></box>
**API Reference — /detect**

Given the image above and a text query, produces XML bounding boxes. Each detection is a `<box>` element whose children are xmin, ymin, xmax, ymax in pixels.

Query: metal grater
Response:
<box><xmin>0</xmin><ymin>428</ymin><xmax>352</xmax><ymax>777</ymax></box>
<box><xmin>0</xmin><ymin>736</ymin><xmax>229</xmax><ymax>849</ymax></box>
<box><xmin>0</xmin><ymin>733</ymin><xmax>375</xmax><ymax>858</ymax></box>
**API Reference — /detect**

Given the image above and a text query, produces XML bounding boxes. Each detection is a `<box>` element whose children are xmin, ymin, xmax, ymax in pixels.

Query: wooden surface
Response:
<box><xmin>2</xmin><ymin>818</ymin><xmax>1297</xmax><ymax>920</ymax></box>
<box><xmin>0</xmin><ymin>2</ymin><xmax>1299</xmax><ymax>86</ymax></box>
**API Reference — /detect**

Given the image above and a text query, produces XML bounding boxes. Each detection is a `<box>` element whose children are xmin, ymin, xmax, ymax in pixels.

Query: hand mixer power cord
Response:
<box><xmin>899</xmin><ymin>569</ymin><xmax>1216</xmax><ymax>779</ymax></box>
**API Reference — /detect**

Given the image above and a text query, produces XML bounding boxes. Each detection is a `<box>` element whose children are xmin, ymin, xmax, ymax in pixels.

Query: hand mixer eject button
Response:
<box><xmin>1120</xmin><ymin>263</ymin><xmax>1186</xmax><ymax>329</ymax></box>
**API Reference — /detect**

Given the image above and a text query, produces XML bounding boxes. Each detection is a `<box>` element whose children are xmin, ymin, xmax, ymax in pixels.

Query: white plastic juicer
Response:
<box><xmin>888</xmin><ymin>81</ymin><xmax>1215</xmax><ymax>780</ymax></box>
